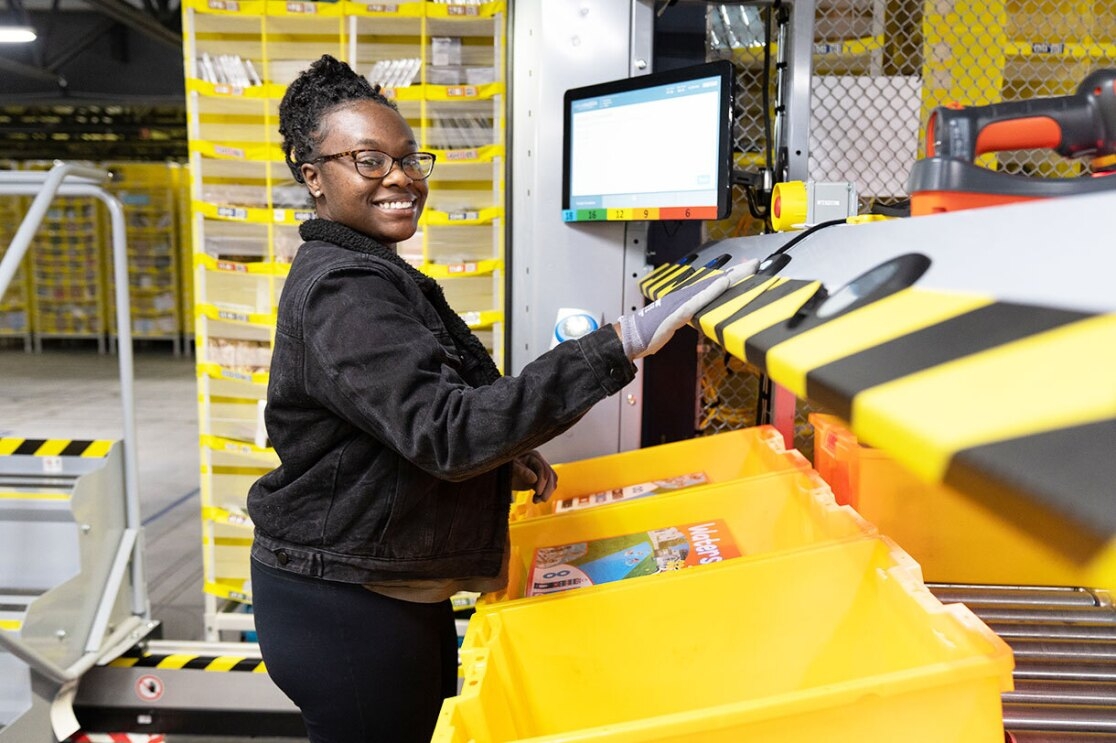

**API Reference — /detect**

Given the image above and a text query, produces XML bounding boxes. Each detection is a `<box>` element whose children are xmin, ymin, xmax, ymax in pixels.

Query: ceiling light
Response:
<box><xmin>0</xmin><ymin>25</ymin><xmax>37</xmax><ymax>43</ymax></box>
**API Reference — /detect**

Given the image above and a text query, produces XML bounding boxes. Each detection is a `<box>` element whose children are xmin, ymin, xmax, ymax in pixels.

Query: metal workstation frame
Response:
<box><xmin>507</xmin><ymin>0</ymin><xmax>815</xmax><ymax>462</ymax></box>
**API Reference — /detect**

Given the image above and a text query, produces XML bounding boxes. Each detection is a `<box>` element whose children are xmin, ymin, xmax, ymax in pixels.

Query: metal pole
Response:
<box><xmin>781</xmin><ymin>0</ymin><xmax>814</xmax><ymax>181</ymax></box>
<box><xmin>91</xmin><ymin>185</ymin><xmax>148</xmax><ymax>621</ymax></box>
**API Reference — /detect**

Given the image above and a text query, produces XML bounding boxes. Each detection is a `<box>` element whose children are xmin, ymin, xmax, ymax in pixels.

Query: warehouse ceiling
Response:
<box><xmin>0</xmin><ymin>0</ymin><xmax>186</xmax><ymax>159</ymax></box>
<box><xmin>0</xmin><ymin>1</ymin><xmax>706</xmax><ymax>161</ymax></box>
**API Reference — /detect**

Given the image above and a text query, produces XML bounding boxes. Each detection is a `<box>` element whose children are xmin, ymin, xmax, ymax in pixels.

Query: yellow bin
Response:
<box><xmin>487</xmin><ymin>468</ymin><xmax>874</xmax><ymax>607</ymax></box>
<box><xmin>810</xmin><ymin>413</ymin><xmax>1116</xmax><ymax>594</ymax></box>
<box><xmin>510</xmin><ymin>425</ymin><xmax>807</xmax><ymax>522</ymax></box>
<box><xmin>438</xmin><ymin>536</ymin><xmax>1013</xmax><ymax>743</ymax></box>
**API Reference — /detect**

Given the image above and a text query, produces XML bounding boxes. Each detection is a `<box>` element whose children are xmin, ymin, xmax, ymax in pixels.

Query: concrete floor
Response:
<box><xmin>0</xmin><ymin>343</ymin><xmax>308</xmax><ymax>742</ymax></box>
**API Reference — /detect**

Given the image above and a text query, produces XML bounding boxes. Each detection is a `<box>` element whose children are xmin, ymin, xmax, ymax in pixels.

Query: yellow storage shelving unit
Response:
<box><xmin>0</xmin><ymin>175</ymin><xmax>32</xmax><ymax>351</ymax></box>
<box><xmin>182</xmin><ymin>0</ymin><xmax>507</xmax><ymax>638</ymax></box>
<box><xmin>347</xmin><ymin>0</ymin><xmax>507</xmax><ymax>360</ymax></box>
<box><xmin>171</xmin><ymin>161</ymin><xmax>196</xmax><ymax>347</ymax></box>
<box><xmin>103</xmin><ymin>162</ymin><xmax>184</xmax><ymax>354</ymax></box>
<box><xmin>23</xmin><ymin>160</ymin><xmax>108</xmax><ymax>353</ymax></box>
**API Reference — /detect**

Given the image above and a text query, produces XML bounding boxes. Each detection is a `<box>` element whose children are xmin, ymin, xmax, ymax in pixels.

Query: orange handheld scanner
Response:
<box><xmin>926</xmin><ymin>69</ymin><xmax>1116</xmax><ymax>165</ymax></box>
<box><xmin>909</xmin><ymin>69</ymin><xmax>1116</xmax><ymax>214</ymax></box>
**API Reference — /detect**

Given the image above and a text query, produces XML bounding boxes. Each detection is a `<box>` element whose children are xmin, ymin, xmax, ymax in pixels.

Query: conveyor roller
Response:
<box><xmin>930</xmin><ymin>583</ymin><xmax>1116</xmax><ymax>740</ymax></box>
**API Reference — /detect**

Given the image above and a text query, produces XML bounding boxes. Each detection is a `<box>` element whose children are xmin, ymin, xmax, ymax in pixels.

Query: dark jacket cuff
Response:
<box><xmin>575</xmin><ymin>325</ymin><xmax>638</xmax><ymax>395</ymax></box>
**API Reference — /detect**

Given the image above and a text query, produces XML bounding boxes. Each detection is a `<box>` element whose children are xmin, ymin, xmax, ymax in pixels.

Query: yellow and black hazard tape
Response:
<box><xmin>0</xmin><ymin>438</ymin><xmax>113</xmax><ymax>457</ymax></box>
<box><xmin>670</xmin><ymin>251</ymin><xmax>1116</xmax><ymax>546</ymax></box>
<box><xmin>110</xmin><ymin>649</ymin><xmax>267</xmax><ymax>673</ymax></box>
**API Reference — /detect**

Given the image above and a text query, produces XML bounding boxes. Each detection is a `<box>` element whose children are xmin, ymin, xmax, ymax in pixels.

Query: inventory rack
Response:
<box><xmin>181</xmin><ymin>0</ymin><xmax>508</xmax><ymax>639</ymax></box>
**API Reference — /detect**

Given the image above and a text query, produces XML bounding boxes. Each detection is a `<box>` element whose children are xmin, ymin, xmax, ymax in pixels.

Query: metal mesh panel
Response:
<box><xmin>696</xmin><ymin>0</ymin><xmax>1114</xmax><ymax>450</ymax></box>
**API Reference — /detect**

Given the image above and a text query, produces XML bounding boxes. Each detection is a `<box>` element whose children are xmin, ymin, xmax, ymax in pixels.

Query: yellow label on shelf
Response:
<box><xmin>197</xmin><ymin>302</ymin><xmax>275</xmax><ymax>328</ymax></box>
<box><xmin>459</xmin><ymin>309</ymin><xmax>503</xmax><ymax>330</ymax></box>
<box><xmin>419</xmin><ymin>258</ymin><xmax>503</xmax><ymax>280</ymax></box>
<box><xmin>425</xmin><ymin>81</ymin><xmax>505</xmax><ymax>101</ymax></box>
<box><xmin>204</xmin><ymin>580</ymin><xmax>253</xmax><ymax>603</ymax></box>
<box><xmin>423</xmin><ymin>205</ymin><xmax>503</xmax><ymax>226</ymax></box>
<box><xmin>202</xmin><ymin>505</ymin><xmax>255</xmax><ymax>528</ymax></box>
<box><xmin>186</xmin><ymin>0</ymin><xmax>266</xmax><ymax>14</ymax></box>
<box><xmin>272</xmin><ymin>208</ymin><xmax>316</xmax><ymax>224</ymax></box>
<box><xmin>195</xmin><ymin>253</ymin><xmax>281</xmax><ymax>275</ymax></box>
<box><xmin>340</xmin><ymin>0</ymin><xmax>424</xmax><ymax>16</ymax></box>
<box><xmin>196</xmin><ymin>201</ymin><xmax>274</xmax><ymax>224</ymax></box>
<box><xmin>197</xmin><ymin>361</ymin><xmax>270</xmax><ymax>385</ymax></box>
<box><xmin>433</xmin><ymin>143</ymin><xmax>504</xmax><ymax>164</ymax></box>
<box><xmin>186</xmin><ymin>78</ymin><xmax>270</xmax><ymax>99</ymax></box>
<box><xmin>425</xmin><ymin>0</ymin><xmax>504</xmax><ymax>18</ymax></box>
<box><xmin>200</xmin><ymin>433</ymin><xmax>276</xmax><ymax>457</ymax></box>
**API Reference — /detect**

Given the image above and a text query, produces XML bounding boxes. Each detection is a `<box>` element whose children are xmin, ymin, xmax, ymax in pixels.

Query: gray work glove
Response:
<box><xmin>512</xmin><ymin>449</ymin><xmax>558</xmax><ymax>503</ymax></box>
<box><xmin>618</xmin><ymin>259</ymin><xmax>757</xmax><ymax>360</ymax></box>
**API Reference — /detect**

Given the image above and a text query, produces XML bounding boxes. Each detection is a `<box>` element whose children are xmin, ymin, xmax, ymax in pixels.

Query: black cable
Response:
<box><xmin>769</xmin><ymin>218</ymin><xmax>848</xmax><ymax>257</ymax></box>
<box><xmin>867</xmin><ymin>199</ymin><xmax>911</xmax><ymax>218</ymax></box>
<box><xmin>743</xmin><ymin>184</ymin><xmax>768</xmax><ymax>221</ymax></box>
<box><xmin>655</xmin><ymin>0</ymin><xmax>680</xmax><ymax>17</ymax></box>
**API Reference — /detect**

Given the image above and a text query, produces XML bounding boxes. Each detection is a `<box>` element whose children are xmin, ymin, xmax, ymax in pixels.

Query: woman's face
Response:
<box><xmin>301</xmin><ymin>100</ymin><xmax>428</xmax><ymax>245</ymax></box>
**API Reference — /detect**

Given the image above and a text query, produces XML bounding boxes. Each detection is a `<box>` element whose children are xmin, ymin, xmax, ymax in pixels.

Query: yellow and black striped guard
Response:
<box><xmin>0</xmin><ymin>438</ymin><xmax>114</xmax><ymax>457</ymax></box>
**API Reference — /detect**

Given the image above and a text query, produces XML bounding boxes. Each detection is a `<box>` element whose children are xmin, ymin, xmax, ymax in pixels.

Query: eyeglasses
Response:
<box><xmin>312</xmin><ymin>149</ymin><xmax>436</xmax><ymax>180</ymax></box>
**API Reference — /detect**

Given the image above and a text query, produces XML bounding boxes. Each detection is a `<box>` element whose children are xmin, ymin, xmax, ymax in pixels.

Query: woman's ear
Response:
<box><xmin>302</xmin><ymin>163</ymin><xmax>322</xmax><ymax>198</ymax></box>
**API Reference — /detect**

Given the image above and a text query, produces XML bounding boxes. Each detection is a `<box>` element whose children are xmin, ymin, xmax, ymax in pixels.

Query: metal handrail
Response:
<box><xmin>0</xmin><ymin>162</ymin><xmax>149</xmax><ymax>655</ymax></box>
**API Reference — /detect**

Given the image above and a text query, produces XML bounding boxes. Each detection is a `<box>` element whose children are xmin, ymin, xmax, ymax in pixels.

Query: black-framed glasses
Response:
<box><xmin>312</xmin><ymin>149</ymin><xmax>436</xmax><ymax>180</ymax></box>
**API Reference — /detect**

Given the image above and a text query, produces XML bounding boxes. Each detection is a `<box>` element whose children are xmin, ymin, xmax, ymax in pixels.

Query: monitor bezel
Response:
<box><xmin>561</xmin><ymin>60</ymin><xmax>736</xmax><ymax>222</ymax></box>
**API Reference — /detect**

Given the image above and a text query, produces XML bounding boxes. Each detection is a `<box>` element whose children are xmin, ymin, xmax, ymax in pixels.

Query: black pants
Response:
<box><xmin>250</xmin><ymin>559</ymin><xmax>458</xmax><ymax>743</ymax></box>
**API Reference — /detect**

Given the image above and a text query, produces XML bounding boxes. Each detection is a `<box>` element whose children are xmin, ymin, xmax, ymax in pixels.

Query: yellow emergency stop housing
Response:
<box><xmin>771</xmin><ymin>180</ymin><xmax>808</xmax><ymax>231</ymax></box>
<box><xmin>770</xmin><ymin>180</ymin><xmax>858</xmax><ymax>231</ymax></box>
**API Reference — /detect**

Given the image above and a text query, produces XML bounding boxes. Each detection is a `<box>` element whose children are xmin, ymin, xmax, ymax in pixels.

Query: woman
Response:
<box><xmin>247</xmin><ymin>54</ymin><xmax>735</xmax><ymax>742</ymax></box>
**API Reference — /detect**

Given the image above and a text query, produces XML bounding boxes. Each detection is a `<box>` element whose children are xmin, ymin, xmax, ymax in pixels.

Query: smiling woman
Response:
<box><xmin>245</xmin><ymin>54</ymin><xmax>734</xmax><ymax>743</ymax></box>
<box><xmin>281</xmin><ymin>71</ymin><xmax>431</xmax><ymax>246</ymax></box>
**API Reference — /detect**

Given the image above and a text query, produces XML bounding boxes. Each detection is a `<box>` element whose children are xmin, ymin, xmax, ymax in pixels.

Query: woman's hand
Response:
<box><xmin>512</xmin><ymin>450</ymin><xmax>558</xmax><ymax>504</ymax></box>
<box><xmin>617</xmin><ymin>259</ymin><xmax>757</xmax><ymax>359</ymax></box>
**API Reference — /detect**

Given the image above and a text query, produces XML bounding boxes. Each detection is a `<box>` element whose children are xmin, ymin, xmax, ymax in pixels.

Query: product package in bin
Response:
<box><xmin>486</xmin><ymin>468</ymin><xmax>875</xmax><ymax>607</ymax></box>
<box><xmin>509</xmin><ymin>426</ymin><xmax>808</xmax><ymax>522</ymax></box>
<box><xmin>439</xmin><ymin>537</ymin><xmax>1014</xmax><ymax>743</ymax></box>
<box><xmin>526</xmin><ymin>519</ymin><xmax>739</xmax><ymax>596</ymax></box>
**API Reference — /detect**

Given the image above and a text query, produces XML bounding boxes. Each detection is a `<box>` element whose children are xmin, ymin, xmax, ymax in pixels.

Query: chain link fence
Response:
<box><xmin>695</xmin><ymin>0</ymin><xmax>1114</xmax><ymax>456</ymax></box>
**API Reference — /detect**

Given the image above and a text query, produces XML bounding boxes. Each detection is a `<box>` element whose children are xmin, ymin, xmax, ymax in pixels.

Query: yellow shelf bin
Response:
<box><xmin>509</xmin><ymin>425</ymin><xmax>807</xmax><ymax>522</ymax></box>
<box><xmin>488</xmin><ymin>467</ymin><xmax>875</xmax><ymax>608</ymax></box>
<box><xmin>440</xmin><ymin>536</ymin><xmax>1013</xmax><ymax>743</ymax></box>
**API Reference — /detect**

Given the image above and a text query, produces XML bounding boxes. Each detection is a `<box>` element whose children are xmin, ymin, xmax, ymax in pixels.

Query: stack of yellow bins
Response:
<box><xmin>435</xmin><ymin>426</ymin><xmax>1014</xmax><ymax>743</ymax></box>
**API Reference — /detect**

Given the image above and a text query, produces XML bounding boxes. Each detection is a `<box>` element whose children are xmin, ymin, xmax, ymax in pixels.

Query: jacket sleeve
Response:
<box><xmin>301</xmin><ymin>264</ymin><xmax>636</xmax><ymax>481</ymax></box>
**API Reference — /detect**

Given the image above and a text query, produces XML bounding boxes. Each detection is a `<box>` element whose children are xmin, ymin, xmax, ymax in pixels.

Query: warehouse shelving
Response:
<box><xmin>23</xmin><ymin>161</ymin><xmax>107</xmax><ymax>353</ymax></box>
<box><xmin>103</xmin><ymin>162</ymin><xmax>184</xmax><ymax>355</ymax></box>
<box><xmin>182</xmin><ymin>0</ymin><xmax>507</xmax><ymax>638</ymax></box>
<box><xmin>348</xmin><ymin>0</ymin><xmax>507</xmax><ymax>362</ymax></box>
<box><xmin>0</xmin><ymin>185</ymin><xmax>31</xmax><ymax>351</ymax></box>
<box><xmin>171</xmin><ymin>162</ymin><xmax>196</xmax><ymax>349</ymax></box>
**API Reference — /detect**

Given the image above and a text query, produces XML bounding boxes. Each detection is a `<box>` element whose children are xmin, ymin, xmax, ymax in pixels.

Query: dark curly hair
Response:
<box><xmin>279</xmin><ymin>54</ymin><xmax>398</xmax><ymax>184</ymax></box>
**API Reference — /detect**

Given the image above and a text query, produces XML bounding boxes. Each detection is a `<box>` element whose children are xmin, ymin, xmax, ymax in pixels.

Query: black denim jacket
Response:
<box><xmin>247</xmin><ymin>238</ymin><xmax>637</xmax><ymax>584</ymax></box>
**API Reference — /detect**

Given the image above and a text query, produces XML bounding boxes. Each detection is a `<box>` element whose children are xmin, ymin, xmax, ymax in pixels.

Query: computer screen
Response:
<box><xmin>562</xmin><ymin>60</ymin><xmax>735</xmax><ymax>223</ymax></box>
